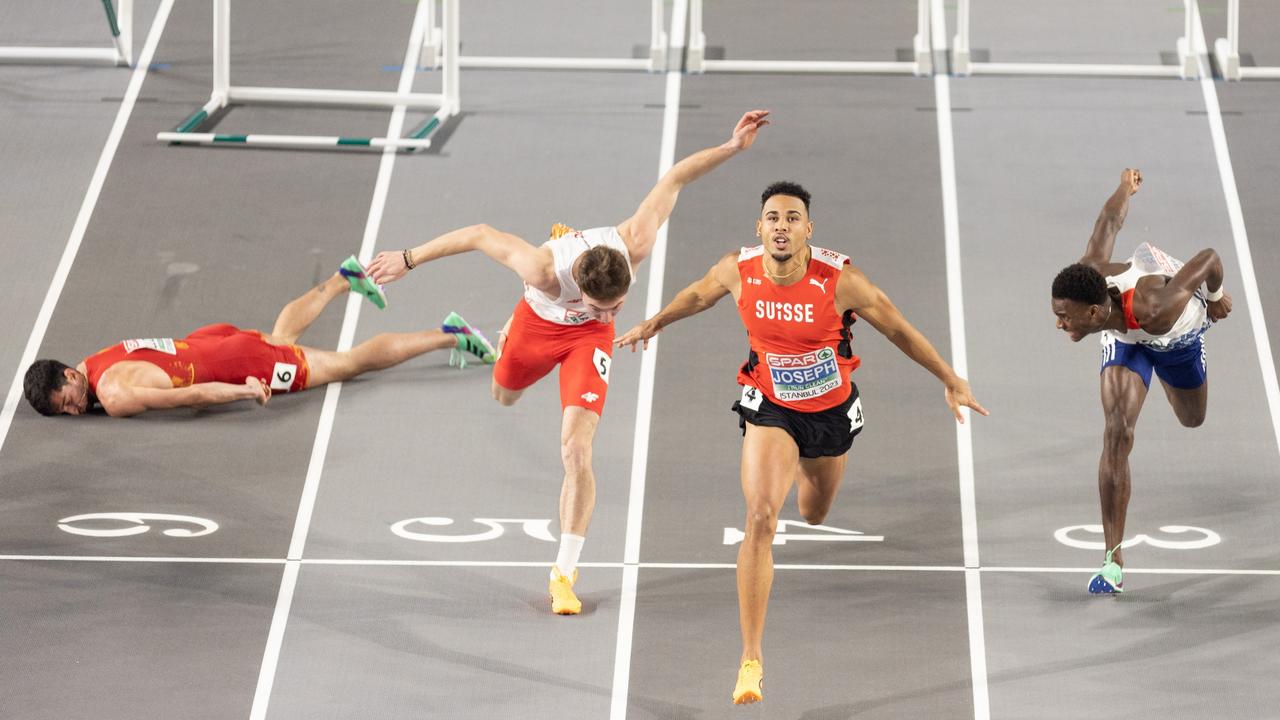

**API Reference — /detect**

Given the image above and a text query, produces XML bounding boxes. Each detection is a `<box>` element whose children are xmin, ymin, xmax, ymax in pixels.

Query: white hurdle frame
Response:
<box><xmin>156</xmin><ymin>0</ymin><xmax>460</xmax><ymax>151</ymax></box>
<box><xmin>0</xmin><ymin>0</ymin><xmax>133</xmax><ymax>66</ymax></box>
<box><xmin>422</xmin><ymin>0</ymin><xmax>668</xmax><ymax>72</ymax></box>
<box><xmin>687</xmin><ymin>0</ymin><xmax>932</xmax><ymax>76</ymax></box>
<box><xmin>1214</xmin><ymin>0</ymin><xmax>1280</xmax><ymax>80</ymax></box>
<box><xmin>952</xmin><ymin>0</ymin><xmax>1198</xmax><ymax>79</ymax></box>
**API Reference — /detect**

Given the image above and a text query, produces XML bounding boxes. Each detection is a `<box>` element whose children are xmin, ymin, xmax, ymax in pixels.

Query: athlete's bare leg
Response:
<box><xmin>1099</xmin><ymin>365</ymin><xmax>1149</xmax><ymax>568</ymax></box>
<box><xmin>738</xmin><ymin>423</ymin><xmax>801</xmax><ymax>665</ymax></box>
<box><xmin>270</xmin><ymin>274</ymin><xmax>348</xmax><ymax>345</ymax></box>
<box><xmin>795</xmin><ymin>453</ymin><xmax>849</xmax><ymax>525</ymax></box>
<box><xmin>559</xmin><ymin>406</ymin><xmax>599</xmax><ymax>536</ymax></box>
<box><xmin>1158</xmin><ymin>377</ymin><xmax>1208</xmax><ymax>428</ymax></box>
<box><xmin>303</xmin><ymin>330</ymin><xmax>456</xmax><ymax>386</ymax></box>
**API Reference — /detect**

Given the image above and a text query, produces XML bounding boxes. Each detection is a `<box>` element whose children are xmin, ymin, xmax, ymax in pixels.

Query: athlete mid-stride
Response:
<box><xmin>617</xmin><ymin>180</ymin><xmax>987</xmax><ymax>704</ymax></box>
<box><xmin>1050</xmin><ymin>168</ymin><xmax>1231</xmax><ymax>594</ymax></box>
<box><xmin>24</xmin><ymin>256</ymin><xmax>493</xmax><ymax>417</ymax></box>
<box><xmin>366</xmin><ymin>110</ymin><xmax>772</xmax><ymax>616</ymax></box>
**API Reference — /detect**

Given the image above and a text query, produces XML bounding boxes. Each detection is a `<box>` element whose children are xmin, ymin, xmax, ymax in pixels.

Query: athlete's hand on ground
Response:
<box><xmin>1121</xmin><ymin>168</ymin><xmax>1142</xmax><ymax>195</ymax></box>
<box><xmin>615</xmin><ymin>319</ymin><xmax>661</xmax><ymax>352</ymax></box>
<box><xmin>366</xmin><ymin>250</ymin><xmax>410</xmax><ymax>285</ymax></box>
<box><xmin>246</xmin><ymin>376</ymin><xmax>271</xmax><ymax>406</ymax></box>
<box><xmin>944</xmin><ymin>378</ymin><xmax>987</xmax><ymax>424</ymax></box>
<box><xmin>725</xmin><ymin>110</ymin><xmax>770</xmax><ymax>152</ymax></box>
<box><xmin>1208</xmin><ymin>293</ymin><xmax>1232</xmax><ymax>321</ymax></box>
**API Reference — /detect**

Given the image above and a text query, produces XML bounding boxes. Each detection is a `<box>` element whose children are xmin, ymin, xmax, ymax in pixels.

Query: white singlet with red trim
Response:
<box><xmin>523</xmin><ymin>226</ymin><xmax>633</xmax><ymax>326</ymax></box>
<box><xmin>1102</xmin><ymin>242</ymin><xmax>1210</xmax><ymax>351</ymax></box>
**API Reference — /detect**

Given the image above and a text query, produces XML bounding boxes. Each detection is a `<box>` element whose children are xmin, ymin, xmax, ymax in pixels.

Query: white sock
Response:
<box><xmin>553</xmin><ymin>533</ymin><xmax>585</xmax><ymax>579</ymax></box>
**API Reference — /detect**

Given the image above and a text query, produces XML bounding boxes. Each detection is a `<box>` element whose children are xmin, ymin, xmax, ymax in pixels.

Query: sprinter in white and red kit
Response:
<box><xmin>618</xmin><ymin>181</ymin><xmax>987</xmax><ymax>705</ymax></box>
<box><xmin>367</xmin><ymin>111</ymin><xmax>772</xmax><ymax>616</ymax></box>
<box><xmin>1051</xmin><ymin>169</ymin><xmax>1232</xmax><ymax>595</ymax></box>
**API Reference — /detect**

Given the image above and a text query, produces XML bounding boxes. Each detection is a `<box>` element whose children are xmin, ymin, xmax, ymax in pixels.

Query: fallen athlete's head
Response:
<box><xmin>1051</xmin><ymin>263</ymin><xmax>1110</xmax><ymax>342</ymax></box>
<box><xmin>24</xmin><ymin>359</ymin><xmax>92</xmax><ymax>416</ymax></box>
<box><xmin>759</xmin><ymin>181</ymin><xmax>813</xmax><ymax>263</ymax></box>
<box><xmin>574</xmin><ymin>245</ymin><xmax>631</xmax><ymax>322</ymax></box>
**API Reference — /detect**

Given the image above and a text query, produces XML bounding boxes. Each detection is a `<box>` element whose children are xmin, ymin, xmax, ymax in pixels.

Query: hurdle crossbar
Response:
<box><xmin>422</xmin><ymin>0</ymin><xmax>667</xmax><ymax>72</ymax></box>
<box><xmin>157</xmin><ymin>0</ymin><xmax>459</xmax><ymax>152</ymax></box>
<box><xmin>0</xmin><ymin>0</ymin><xmax>133</xmax><ymax>66</ymax></box>
<box><xmin>1214</xmin><ymin>0</ymin><xmax>1280</xmax><ymax>80</ymax></box>
<box><xmin>952</xmin><ymin>0</ymin><xmax>1197</xmax><ymax>79</ymax></box>
<box><xmin>687</xmin><ymin>0</ymin><xmax>932</xmax><ymax>76</ymax></box>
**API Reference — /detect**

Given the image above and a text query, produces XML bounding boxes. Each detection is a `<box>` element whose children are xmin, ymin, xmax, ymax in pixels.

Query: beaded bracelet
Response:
<box><xmin>403</xmin><ymin>248</ymin><xmax>417</xmax><ymax>270</ymax></box>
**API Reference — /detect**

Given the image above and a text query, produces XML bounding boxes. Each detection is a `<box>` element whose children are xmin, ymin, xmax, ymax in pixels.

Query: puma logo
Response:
<box><xmin>809</xmin><ymin>277</ymin><xmax>829</xmax><ymax>293</ymax></box>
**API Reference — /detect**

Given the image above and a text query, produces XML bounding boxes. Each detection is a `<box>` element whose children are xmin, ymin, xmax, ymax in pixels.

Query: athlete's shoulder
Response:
<box><xmin>738</xmin><ymin>245</ymin><xmax>765</xmax><ymax>262</ymax></box>
<box><xmin>809</xmin><ymin>245</ymin><xmax>850</xmax><ymax>270</ymax></box>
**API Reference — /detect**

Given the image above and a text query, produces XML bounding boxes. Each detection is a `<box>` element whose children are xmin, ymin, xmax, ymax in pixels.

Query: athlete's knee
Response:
<box><xmin>1102</xmin><ymin>417</ymin><xmax>1136</xmax><ymax>454</ymax></box>
<box><xmin>491</xmin><ymin>382</ymin><xmax>520</xmax><ymax>406</ymax></box>
<box><xmin>799</xmin><ymin>504</ymin><xmax>830</xmax><ymax>526</ymax></box>
<box><xmin>1177</xmin><ymin>407</ymin><xmax>1206</xmax><ymax>428</ymax></box>
<box><xmin>743</xmin><ymin>503</ymin><xmax>778</xmax><ymax>538</ymax></box>
<box><xmin>560</xmin><ymin>432</ymin><xmax>593</xmax><ymax>475</ymax></box>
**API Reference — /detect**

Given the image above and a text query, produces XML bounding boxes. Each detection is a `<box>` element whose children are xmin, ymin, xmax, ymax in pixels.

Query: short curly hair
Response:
<box><xmin>24</xmin><ymin>359</ymin><xmax>73</xmax><ymax>416</ymax></box>
<box><xmin>577</xmin><ymin>245</ymin><xmax>631</xmax><ymax>301</ymax></box>
<box><xmin>1052</xmin><ymin>263</ymin><xmax>1108</xmax><ymax>306</ymax></box>
<box><xmin>761</xmin><ymin>181</ymin><xmax>811</xmax><ymax>213</ymax></box>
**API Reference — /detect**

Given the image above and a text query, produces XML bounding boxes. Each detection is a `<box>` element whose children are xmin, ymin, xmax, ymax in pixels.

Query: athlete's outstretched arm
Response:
<box><xmin>366</xmin><ymin>224</ymin><xmax>555</xmax><ymax>293</ymax></box>
<box><xmin>98</xmin><ymin>377</ymin><xmax>270</xmax><ymax>417</ymax></box>
<box><xmin>1081</xmin><ymin>168</ymin><xmax>1142</xmax><ymax>268</ymax></box>
<box><xmin>1145</xmin><ymin>247</ymin><xmax>1232</xmax><ymax>330</ymax></box>
<box><xmin>616</xmin><ymin>252</ymin><xmax>739</xmax><ymax>351</ymax></box>
<box><xmin>616</xmin><ymin>110</ymin><xmax>770</xmax><ymax>265</ymax></box>
<box><xmin>836</xmin><ymin>266</ymin><xmax>988</xmax><ymax>423</ymax></box>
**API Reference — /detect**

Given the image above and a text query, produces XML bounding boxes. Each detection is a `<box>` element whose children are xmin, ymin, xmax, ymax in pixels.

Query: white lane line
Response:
<box><xmin>247</xmin><ymin>3</ymin><xmax>433</xmax><ymax>718</ymax></box>
<box><xmin>10</xmin><ymin>555</ymin><xmax>1279</xmax><ymax>577</ymax></box>
<box><xmin>931</xmin><ymin>1</ymin><xmax>989</xmax><ymax>718</ymax></box>
<box><xmin>610</xmin><ymin>3</ymin><xmax>687</xmax><ymax>718</ymax></box>
<box><xmin>1191</xmin><ymin>1</ymin><xmax>1280</xmax><ymax>461</ymax></box>
<box><xmin>0</xmin><ymin>0</ymin><xmax>175</xmax><ymax>455</ymax></box>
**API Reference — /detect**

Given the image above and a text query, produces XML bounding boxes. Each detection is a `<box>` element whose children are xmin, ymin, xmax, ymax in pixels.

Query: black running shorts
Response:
<box><xmin>731</xmin><ymin>382</ymin><xmax>864</xmax><ymax>458</ymax></box>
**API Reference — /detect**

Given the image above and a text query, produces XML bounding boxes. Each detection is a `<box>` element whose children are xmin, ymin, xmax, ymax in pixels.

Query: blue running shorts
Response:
<box><xmin>1100</xmin><ymin>334</ymin><xmax>1206</xmax><ymax>390</ymax></box>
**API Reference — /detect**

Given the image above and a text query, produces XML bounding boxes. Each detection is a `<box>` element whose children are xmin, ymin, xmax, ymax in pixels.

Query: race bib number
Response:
<box><xmin>123</xmin><ymin>338</ymin><xmax>177</xmax><ymax>355</ymax></box>
<box><xmin>765</xmin><ymin>347</ymin><xmax>841</xmax><ymax>401</ymax></box>
<box><xmin>739</xmin><ymin>384</ymin><xmax>764</xmax><ymax>411</ymax></box>
<box><xmin>847</xmin><ymin>396</ymin><xmax>864</xmax><ymax>433</ymax></box>
<box><xmin>593</xmin><ymin>347</ymin><xmax>611</xmax><ymax>384</ymax></box>
<box><xmin>269</xmin><ymin>362</ymin><xmax>298</xmax><ymax>391</ymax></box>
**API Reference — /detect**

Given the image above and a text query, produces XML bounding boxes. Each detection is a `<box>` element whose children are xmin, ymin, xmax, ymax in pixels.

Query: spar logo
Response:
<box><xmin>766</xmin><ymin>347</ymin><xmax>841</xmax><ymax>401</ymax></box>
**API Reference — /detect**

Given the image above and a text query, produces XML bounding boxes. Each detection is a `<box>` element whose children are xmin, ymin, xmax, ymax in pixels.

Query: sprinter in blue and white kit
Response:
<box><xmin>1049</xmin><ymin>169</ymin><xmax>1232</xmax><ymax>594</ymax></box>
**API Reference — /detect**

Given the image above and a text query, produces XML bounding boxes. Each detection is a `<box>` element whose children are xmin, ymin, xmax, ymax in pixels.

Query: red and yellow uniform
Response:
<box><xmin>83</xmin><ymin>323</ymin><xmax>310</xmax><ymax>395</ymax></box>
<box><xmin>735</xmin><ymin>245</ymin><xmax>860</xmax><ymax>412</ymax></box>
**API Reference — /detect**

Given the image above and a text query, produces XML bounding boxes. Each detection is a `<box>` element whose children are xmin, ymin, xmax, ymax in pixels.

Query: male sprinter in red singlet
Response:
<box><xmin>617</xmin><ymin>181</ymin><xmax>987</xmax><ymax>704</ymax></box>
<box><xmin>23</xmin><ymin>258</ymin><xmax>495</xmax><ymax>417</ymax></box>
<box><xmin>365</xmin><ymin>110</ymin><xmax>771</xmax><ymax>615</ymax></box>
<box><xmin>1051</xmin><ymin>169</ymin><xmax>1231</xmax><ymax>594</ymax></box>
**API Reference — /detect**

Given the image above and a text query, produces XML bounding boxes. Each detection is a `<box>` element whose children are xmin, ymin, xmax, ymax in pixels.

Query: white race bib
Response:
<box><xmin>122</xmin><ymin>338</ymin><xmax>177</xmax><ymax>355</ymax></box>
<box><xmin>269</xmin><ymin>362</ymin><xmax>298</xmax><ymax>391</ymax></box>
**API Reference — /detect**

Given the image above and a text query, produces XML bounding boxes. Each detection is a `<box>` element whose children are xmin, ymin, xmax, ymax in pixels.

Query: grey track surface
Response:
<box><xmin>2</xmin><ymin>1</ymin><xmax>1279</xmax><ymax>719</ymax></box>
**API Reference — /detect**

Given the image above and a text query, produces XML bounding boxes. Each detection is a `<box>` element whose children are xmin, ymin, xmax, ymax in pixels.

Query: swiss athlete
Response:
<box><xmin>24</xmin><ymin>256</ymin><xmax>494</xmax><ymax>417</ymax></box>
<box><xmin>366</xmin><ymin>110</ymin><xmax>773</xmax><ymax>615</ymax></box>
<box><xmin>1050</xmin><ymin>168</ymin><xmax>1231</xmax><ymax>594</ymax></box>
<box><xmin>616</xmin><ymin>181</ymin><xmax>987</xmax><ymax>704</ymax></box>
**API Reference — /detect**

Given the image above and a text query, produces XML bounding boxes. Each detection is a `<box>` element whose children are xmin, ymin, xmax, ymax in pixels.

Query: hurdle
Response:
<box><xmin>687</xmin><ymin>0</ymin><xmax>932</xmax><ymax>76</ymax></box>
<box><xmin>156</xmin><ymin>0</ymin><xmax>459</xmax><ymax>151</ymax></box>
<box><xmin>0</xmin><ymin>0</ymin><xmax>133</xmax><ymax>66</ymax></box>
<box><xmin>422</xmin><ymin>0</ymin><xmax>668</xmax><ymax>72</ymax></box>
<box><xmin>952</xmin><ymin>0</ymin><xmax>1198</xmax><ymax>79</ymax></box>
<box><xmin>1214</xmin><ymin>0</ymin><xmax>1280</xmax><ymax>80</ymax></box>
